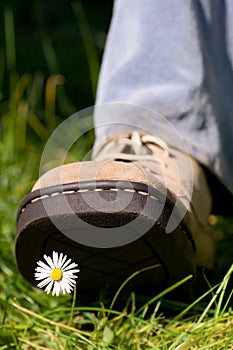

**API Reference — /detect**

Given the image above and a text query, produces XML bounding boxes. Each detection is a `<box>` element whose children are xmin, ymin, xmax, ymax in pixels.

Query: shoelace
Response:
<box><xmin>96</xmin><ymin>131</ymin><xmax>170</xmax><ymax>165</ymax></box>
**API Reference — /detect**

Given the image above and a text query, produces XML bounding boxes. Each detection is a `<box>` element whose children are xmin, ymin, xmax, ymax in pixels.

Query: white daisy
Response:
<box><xmin>34</xmin><ymin>251</ymin><xmax>80</xmax><ymax>296</ymax></box>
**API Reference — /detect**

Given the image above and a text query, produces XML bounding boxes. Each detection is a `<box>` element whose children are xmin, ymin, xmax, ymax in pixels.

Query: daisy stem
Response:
<box><xmin>68</xmin><ymin>284</ymin><xmax>77</xmax><ymax>327</ymax></box>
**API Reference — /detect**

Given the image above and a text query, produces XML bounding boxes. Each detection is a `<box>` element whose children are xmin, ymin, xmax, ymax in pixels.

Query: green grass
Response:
<box><xmin>0</xmin><ymin>3</ymin><xmax>233</xmax><ymax>349</ymax></box>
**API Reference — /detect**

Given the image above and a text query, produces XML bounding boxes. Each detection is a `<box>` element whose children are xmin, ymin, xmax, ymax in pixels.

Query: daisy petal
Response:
<box><xmin>60</xmin><ymin>258</ymin><xmax>72</xmax><ymax>270</ymax></box>
<box><xmin>35</xmin><ymin>272</ymin><xmax>50</xmax><ymax>280</ymax></box>
<box><xmin>37</xmin><ymin>276</ymin><xmax>52</xmax><ymax>288</ymax></box>
<box><xmin>35</xmin><ymin>266</ymin><xmax>50</xmax><ymax>274</ymax></box>
<box><xmin>63</xmin><ymin>269</ymin><xmax>80</xmax><ymax>276</ymax></box>
<box><xmin>45</xmin><ymin>280</ymin><xmax>54</xmax><ymax>294</ymax></box>
<box><xmin>52</xmin><ymin>251</ymin><xmax>59</xmax><ymax>268</ymax></box>
<box><xmin>44</xmin><ymin>254</ymin><xmax>55</xmax><ymax>269</ymax></box>
<box><xmin>37</xmin><ymin>260</ymin><xmax>51</xmax><ymax>271</ymax></box>
<box><xmin>57</xmin><ymin>253</ymin><xmax>64</xmax><ymax>268</ymax></box>
<box><xmin>63</xmin><ymin>262</ymin><xmax>78</xmax><ymax>271</ymax></box>
<box><xmin>53</xmin><ymin>281</ymin><xmax>61</xmax><ymax>297</ymax></box>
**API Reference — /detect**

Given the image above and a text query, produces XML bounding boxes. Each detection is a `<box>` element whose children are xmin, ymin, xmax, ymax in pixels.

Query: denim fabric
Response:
<box><xmin>94</xmin><ymin>0</ymin><xmax>233</xmax><ymax>195</ymax></box>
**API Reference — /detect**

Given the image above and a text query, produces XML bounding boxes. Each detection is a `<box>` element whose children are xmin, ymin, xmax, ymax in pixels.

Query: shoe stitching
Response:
<box><xmin>20</xmin><ymin>187</ymin><xmax>158</xmax><ymax>213</ymax></box>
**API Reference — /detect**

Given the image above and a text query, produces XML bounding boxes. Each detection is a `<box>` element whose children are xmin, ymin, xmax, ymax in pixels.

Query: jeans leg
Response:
<box><xmin>94</xmin><ymin>0</ymin><xmax>233</xmax><ymax>194</ymax></box>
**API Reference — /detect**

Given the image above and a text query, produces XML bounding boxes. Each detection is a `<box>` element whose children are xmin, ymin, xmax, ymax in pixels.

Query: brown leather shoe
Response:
<box><xmin>15</xmin><ymin>132</ymin><xmax>214</xmax><ymax>294</ymax></box>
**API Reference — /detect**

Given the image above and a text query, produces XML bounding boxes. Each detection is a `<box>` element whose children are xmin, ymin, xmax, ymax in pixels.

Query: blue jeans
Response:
<box><xmin>94</xmin><ymin>0</ymin><xmax>233</xmax><ymax>199</ymax></box>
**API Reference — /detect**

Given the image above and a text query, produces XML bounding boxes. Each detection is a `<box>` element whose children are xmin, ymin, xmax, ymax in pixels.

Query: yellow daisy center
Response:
<box><xmin>51</xmin><ymin>268</ymin><xmax>63</xmax><ymax>281</ymax></box>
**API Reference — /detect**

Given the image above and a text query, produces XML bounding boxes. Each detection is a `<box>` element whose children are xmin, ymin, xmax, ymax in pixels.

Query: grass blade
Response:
<box><xmin>4</xmin><ymin>7</ymin><xmax>17</xmax><ymax>92</ymax></box>
<box><xmin>72</xmin><ymin>1</ymin><xmax>100</xmax><ymax>99</ymax></box>
<box><xmin>198</xmin><ymin>263</ymin><xmax>233</xmax><ymax>323</ymax></box>
<box><xmin>135</xmin><ymin>275</ymin><xmax>193</xmax><ymax>317</ymax></box>
<box><xmin>109</xmin><ymin>264</ymin><xmax>161</xmax><ymax>313</ymax></box>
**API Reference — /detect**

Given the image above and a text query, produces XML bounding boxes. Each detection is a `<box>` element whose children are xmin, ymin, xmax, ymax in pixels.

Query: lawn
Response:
<box><xmin>0</xmin><ymin>2</ymin><xmax>233</xmax><ymax>349</ymax></box>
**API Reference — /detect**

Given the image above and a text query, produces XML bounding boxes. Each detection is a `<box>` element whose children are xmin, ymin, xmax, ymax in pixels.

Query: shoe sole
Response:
<box><xmin>15</xmin><ymin>180</ymin><xmax>196</xmax><ymax>294</ymax></box>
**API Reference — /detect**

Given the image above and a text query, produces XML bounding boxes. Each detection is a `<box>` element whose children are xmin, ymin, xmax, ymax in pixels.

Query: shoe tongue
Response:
<box><xmin>121</xmin><ymin>144</ymin><xmax>133</xmax><ymax>154</ymax></box>
<box><xmin>95</xmin><ymin>137</ymin><xmax>152</xmax><ymax>160</ymax></box>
